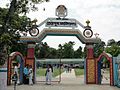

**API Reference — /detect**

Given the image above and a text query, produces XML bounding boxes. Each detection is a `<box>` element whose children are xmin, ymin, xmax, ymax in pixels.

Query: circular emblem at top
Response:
<box><xmin>56</xmin><ymin>5</ymin><xmax>67</xmax><ymax>18</ymax></box>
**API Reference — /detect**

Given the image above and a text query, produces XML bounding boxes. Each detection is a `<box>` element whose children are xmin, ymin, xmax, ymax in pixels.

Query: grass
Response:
<box><xmin>36</xmin><ymin>68</ymin><xmax>64</xmax><ymax>77</ymax></box>
<box><xmin>52</xmin><ymin>68</ymin><xmax>64</xmax><ymax>77</ymax></box>
<box><xmin>36</xmin><ymin>68</ymin><xmax>46</xmax><ymax>76</ymax></box>
<box><xmin>74</xmin><ymin>68</ymin><xmax>84</xmax><ymax>76</ymax></box>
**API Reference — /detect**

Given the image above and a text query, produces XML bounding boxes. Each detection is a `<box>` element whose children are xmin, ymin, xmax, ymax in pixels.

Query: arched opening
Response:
<box><xmin>7</xmin><ymin>52</ymin><xmax>24</xmax><ymax>85</ymax></box>
<box><xmin>35</xmin><ymin>35</ymin><xmax>85</xmax><ymax>85</ymax></box>
<box><xmin>96</xmin><ymin>52</ymin><xmax>114</xmax><ymax>86</ymax></box>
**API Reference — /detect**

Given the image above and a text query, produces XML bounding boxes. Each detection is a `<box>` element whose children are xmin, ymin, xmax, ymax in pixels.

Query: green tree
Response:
<box><xmin>107</xmin><ymin>39</ymin><xmax>116</xmax><ymax>46</ymax></box>
<box><xmin>74</xmin><ymin>46</ymin><xmax>83</xmax><ymax>58</ymax></box>
<box><xmin>0</xmin><ymin>1</ymin><xmax>49</xmax><ymax>89</ymax></box>
<box><xmin>10</xmin><ymin>43</ymin><xmax>28</xmax><ymax>56</ymax></box>
<box><xmin>62</xmin><ymin>41</ymin><xmax>75</xmax><ymax>58</ymax></box>
<box><xmin>0</xmin><ymin>0</ymin><xmax>49</xmax><ymax>66</ymax></box>
<box><xmin>47</xmin><ymin>48</ymin><xmax>57</xmax><ymax>58</ymax></box>
<box><xmin>105</xmin><ymin>44</ymin><xmax>120</xmax><ymax>57</ymax></box>
<box><xmin>94</xmin><ymin>41</ymin><xmax>106</xmax><ymax>58</ymax></box>
<box><xmin>35</xmin><ymin>42</ymin><xmax>50</xmax><ymax>58</ymax></box>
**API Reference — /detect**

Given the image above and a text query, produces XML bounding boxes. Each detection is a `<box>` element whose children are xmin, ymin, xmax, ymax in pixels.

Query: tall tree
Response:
<box><xmin>94</xmin><ymin>41</ymin><xmax>106</xmax><ymax>58</ymax></box>
<box><xmin>0</xmin><ymin>0</ymin><xmax>49</xmax><ymax>66</ymax></box>
<box><xmin>62</xmin><ymin>41</ymin><xmax>75</xmax><ymax>58</ymax></box>
<box><xmin>105</xmin><ymin>44</ymin><xmax>120</xmax><ymax>57</ymax></box>
<box><xmin>0</xmin><ymin>1</ymin><xmax>49</xmax><ymax>89</ymax></box>
<box><xmin>74</xmin><ymin>46</ymin><xmax>83</xmax><ymax>58</ymax></box>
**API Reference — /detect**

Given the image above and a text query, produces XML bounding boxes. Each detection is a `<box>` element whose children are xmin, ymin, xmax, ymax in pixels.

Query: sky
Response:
<box><xmin>0</xmin><ymin>0</ymin><xmax>120</xmax><ymax>50</ymax></box>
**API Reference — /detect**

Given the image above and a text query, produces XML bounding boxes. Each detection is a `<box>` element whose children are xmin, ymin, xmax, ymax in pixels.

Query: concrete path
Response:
<box><xmin>56</xmin><ymin>69</ymin><xmax>84</xmax><ymax>84</ymax></box>
<box><xmin>56</xmin><ymin>69</ymin><xmax>76</xmax><ymax>78</ymax></box>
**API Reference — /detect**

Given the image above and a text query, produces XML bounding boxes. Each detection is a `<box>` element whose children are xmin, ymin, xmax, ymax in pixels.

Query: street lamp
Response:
<box><xmin>58</xmin><ymin>44</ymin><xmax>63</xmax><ymax>83</ymax></box>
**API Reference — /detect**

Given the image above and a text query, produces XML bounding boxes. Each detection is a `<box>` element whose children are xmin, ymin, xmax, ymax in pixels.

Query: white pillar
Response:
<box><xmin>0</xmin><ymin>67</ymin><xmax>7</xmax><ymax>90</ymax></box>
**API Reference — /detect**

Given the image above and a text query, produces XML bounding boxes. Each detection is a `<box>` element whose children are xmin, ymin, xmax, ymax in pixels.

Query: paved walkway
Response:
<box><xmin>7</xmin><ymin>69</ymin><xmax>119</xmax><ymax>90</ymax></box>
<box><xmin>57</xmin><ymin>69</ymin><xmax>76</xmax><ymax>78</ymax></box>
<box><xmin>56</xmin><ymin>69</ymin><xmax>84</xmax><ymax>84</ymax></box>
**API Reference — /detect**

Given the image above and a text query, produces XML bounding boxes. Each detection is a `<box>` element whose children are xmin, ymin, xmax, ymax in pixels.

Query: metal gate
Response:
<box><xmin>35</xmin><ymin>59</ymin><xmax>62</xmax><ymax>83</ymax></box>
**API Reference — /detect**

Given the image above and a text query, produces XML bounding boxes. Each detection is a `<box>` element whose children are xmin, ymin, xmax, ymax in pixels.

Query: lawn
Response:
<box><xmin>36</xmin><ymin>68</ymin><xmax>46</xmax><ymax>76</ymax></box>
<box><xmin>36</xmin><ymin>68</ymin><xmax>64</xmax><ymax>77</ymax></box>
<box><xmin>74</xmin><ymin>68</ymin><xmax>84</xmax><ymax>76</ymax></box>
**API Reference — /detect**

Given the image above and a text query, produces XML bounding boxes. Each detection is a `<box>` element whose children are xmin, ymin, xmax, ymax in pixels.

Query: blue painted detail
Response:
<box><xmin>113</xmin><ymin>57</ymin><xmax>120</xmax><ymax>88</ymax></box>
<box><xmin>98</xmin><ymin>61</ymin><xmax>101</xmax><ymax>84</ymax></box>
<box><xmin>0</xmin><ymin>68</ymin><xmax>7</xmax><ymax>72</ymax></box>
<box><xmin>113</xmin><ymin>57</ymin><xmax>118</xmax><ymax>86</ymax></box>
<box><xmin>17</xmin><ymin>55</ymin><xmax>24</xmax><ymax>84</ymax></box>
<box><xmin>0</xmin><ymin>70</ymin><xmax>7</xmax><ymax>72</ymax></box>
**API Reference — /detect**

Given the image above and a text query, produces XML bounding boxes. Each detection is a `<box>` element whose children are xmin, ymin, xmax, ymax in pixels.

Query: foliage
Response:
<box><xmin>105</xmin><ymin>44</ymin><xmax>120</xmax><ymax>57</ymax></box>
<box><xmin>36</xmin><ymin>68</ymin><xmax>64</xmax><ymax>77</ymax></box>
<box><xmin>0</xmin><ymin>8</ymin><xmax>28</xmax><ymax>65</ymax></box>
<box><xmin>36</xmin><ymin>68</ymin><xmax>46</xmax><ymax>76</ymax></box>
<box><xmin>107</xmin><ymin>39</ymin><xmax>116</xmax><ymax>46</ymax></box>
<box><xmin>35</xmin><ymin>42</ymin><xmax>50</xmax><ymax>58</ymax></box>
<box><xmin>0</xmin><ymin>0</ymin><xmax>49</xmax><ymax>66</ymax></box>
<box><xmin>35</xmin><ymin>41</ymin><xmax>84</xmax><ymax>59</ymax></box>
<box><xmin>10</xmin><ymin>43</ymin><xmax>28</xmax><ymax>56</ymax></box>
<box><xmin>62</xmin><ymin>41</ymin><xmax>75</xmax><ymax>58</ymax></box>
<box><xmin>0</xmin><ymin>52</ymin><xmax>7</xmax><ymax>66</ymax></box>
<box><xmin>74</xmin><ymin>69</ymin><xmax>84</xmax><ymax>76</ymax></box>
<box><xmin>94</xmin><ymin>41</ymin><xmax>106</xmax><ymax>58</ymax></box>
<box><xmin>52</xmin><ymin>68</ymin><xmax>64</xmax><ymax>77</ymax></box>
<box><xmin>74</xmin><ymin>46</ymin><xmax>83</xmax><ymax>58</ymax></box>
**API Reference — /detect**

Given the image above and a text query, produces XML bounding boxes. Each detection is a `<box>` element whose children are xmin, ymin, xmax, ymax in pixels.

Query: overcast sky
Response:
<box><xmin>1</xmin><ymin>0</ymin><xmax>120</xmax><ymax>50</ymax></box>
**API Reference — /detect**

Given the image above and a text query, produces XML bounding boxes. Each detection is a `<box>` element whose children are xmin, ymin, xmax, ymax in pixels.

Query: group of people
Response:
<box><xmin>13</xmin><ymin>64</ymin><xmax>33</xmax><ymax>85</ymax></box>
<box><xmin>13</xmin><ymin>63</ymin><xmax>54</xmax><ymax>85</ymax></box>
<box><xmin>64</xmin><ymin>65</ymin><xmax>72</xmax><ymax>73</ymax></box>
<box><xmin>23</xmin><ymin>64</ymin><xmax>54</xmax><ymax>85</ymax></box>
<box><xmin>23</xmin><ymin>64</ymin><xmax>33</xmax><ymax>85</ymax></box>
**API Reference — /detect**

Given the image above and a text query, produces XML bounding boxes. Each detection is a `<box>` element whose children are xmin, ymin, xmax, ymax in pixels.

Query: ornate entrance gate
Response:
<box><xmin>7</xmin><ymin>52</ymin><xmax>24</xmax><ymax>85</ymax></box>
<box><xmin>20</xmin><ymin>5</ymin><xmax>101</xmax><ymax>84</ymax></box>
<box><xmin>96</xmin><ymin>52</ymin><xmax>114</xmax><ymax>85</ymax></box>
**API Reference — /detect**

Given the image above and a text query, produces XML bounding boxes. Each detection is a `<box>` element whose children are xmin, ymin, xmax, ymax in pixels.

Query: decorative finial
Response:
<box><xmin>94</xmin><ymin>33</ymin><xmax>99</xmax><ymax>38</ymax></box>
<box><xmin>56</xmin><ymin>5</ymin><xmax>67</xmax><ymax>18</ymax></box>
<box><xmin>83</xmin><ymin>19</ymin><xmax>93</xmax><ymax>38</ymax></box>
<box><xmin>86</xmin><ymin>20</ymin><xmax>90</xmax><ymax>26</ymax></box>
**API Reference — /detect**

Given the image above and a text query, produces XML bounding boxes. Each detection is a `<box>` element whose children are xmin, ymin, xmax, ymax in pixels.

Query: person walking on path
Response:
<box><xmin>45</xmin><ymin>64</ymin><xmax>53</xmax><ymax>85</ymax></box>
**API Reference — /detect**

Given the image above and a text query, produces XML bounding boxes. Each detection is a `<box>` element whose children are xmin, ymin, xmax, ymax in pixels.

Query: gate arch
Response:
<box><xmin>7</xmin><ymin>52</ymin><xmax>24</xmax><ymax>85</ymax></box>
<box><xmin>96</xmin><ymin>52</ymin><xmax>114</xmax><ymax>85</ymax></box>
<box><xmin>19</xmin><ymin>5</ymin><xmax>101</xmax><ymax>84</ymax></box>
<box><xmin>20</xmin><ymin>28</ymin><xmax>100</xmax><ymax>84</ymax></box>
